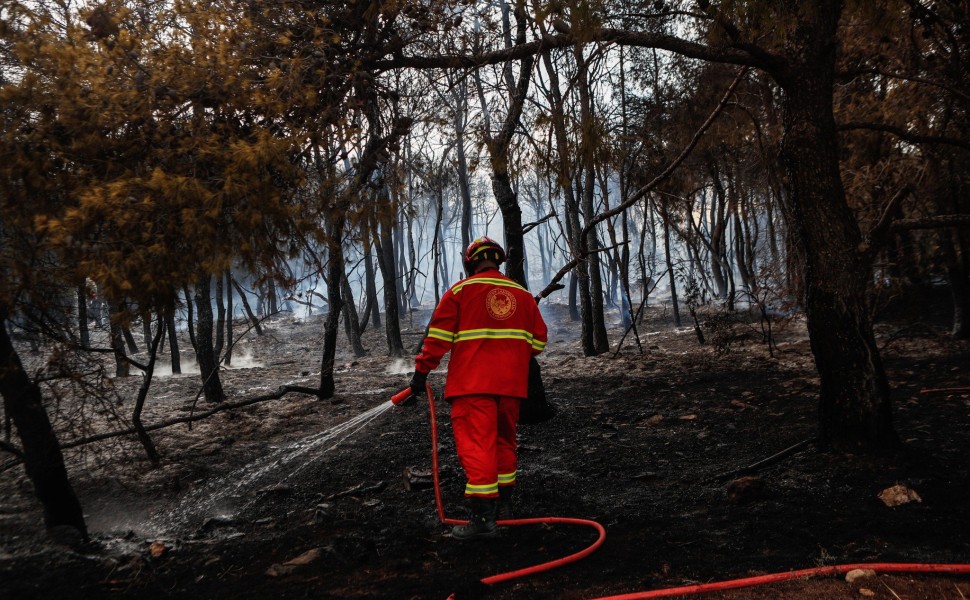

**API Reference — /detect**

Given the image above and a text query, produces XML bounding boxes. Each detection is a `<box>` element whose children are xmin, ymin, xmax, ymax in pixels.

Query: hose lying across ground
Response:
<box><xmin>397</xmin><ymin>386</ymin><xmax>970</xmax><ymax>599</ymax></box>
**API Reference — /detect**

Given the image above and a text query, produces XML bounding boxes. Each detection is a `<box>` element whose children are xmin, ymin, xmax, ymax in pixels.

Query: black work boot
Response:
<box><xmin>497</xmin><ymin>486</ymin><xmax>514</xmax><ymax>521</ymax></box>
<box><xmin>451</xmin><ymin>497</ymin><xmax>499</xmax><ymax>540</ymax></box>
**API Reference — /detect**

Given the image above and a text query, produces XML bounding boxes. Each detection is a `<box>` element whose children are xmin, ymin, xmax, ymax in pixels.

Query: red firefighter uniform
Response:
<box><xmin>415</xmin><ymin>268</ymin><xmax>547</xmax><ymax>498</ymax></box>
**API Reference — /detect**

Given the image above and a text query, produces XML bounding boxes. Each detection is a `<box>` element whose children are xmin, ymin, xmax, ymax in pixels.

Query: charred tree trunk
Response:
<box><xmin>773</xmin><ymin>3</ymin><xmax>895</xmax><ymax>451</ymax></box>
<box><xmin>661</xmin><ymin>200</ymin><xmax>682</xmax><ymax>327</ymax></box>
<box><xmin>454</xmin><ymin>80</ymin><xmax>474</xmax><ymax>252</ymax></box>
<box><xmin>0</xmin><ymin>314</ymin><xmax>87</xmax><ymax>540</ymax></box>
<box><xmin>165</xmin><ymin>307</ymin><xmax>181</xmax><ymax>375</ymax></box>
<box><xmin>132</xmin><ymin>319</ymin><xmax>164</xmax><ymax>466</ymax></box>
<box><xmin>214</xmin><ymin>272</ymin><xmax>225</xmax><ymax>360</ymax></box>
<box><xmin>479</xmin><ymin>2</ymin><xmax>532</xmax><ymax>287</ymax></box>
<box><xmin>362</xmin><ymin>232</ymin><xmax>381</xmax><ymax>330</ymax></box>
<box><xmin>230</xmin><ymin>277</ymin><xmax>263</xmax><ymax>336</ymax></box>
<box><xmin>319</xmin><ymin>214</ymin><xmax>347</xmax><ymax>399</ymax></box>
<box><xmin>377</xmin><ymin>211</ymin><xmax>405</xmax><ymax>357</ymax></box>
<box><xmin>183</xmin><ymin>285</ymin><xmax>197</xmax><ymax>350</ymax></box>
<box><xmin>943</xmin><ymin>227</ymin><xmax>970</xmax><ymax>339</ymax></box>
<box><xmin>341</xmin><ymin>272</ymin><xmax>366</xmax><ymax>357</ymax></box>
<box><xmin>224</xmin><ymin>271</ymin><xmax>234</xmax><ymax>365</ymax></box>
<box><xmin>193</xmin><ymin>274</ymin><xmax>226</xmax><ymax>403</ymax></box>
<box><xmin>109</xmin><ymin>304</ymin><xmax>129</xmax><ymax>378</ymax></box>
<box><xmin>76</xmin><ymin>284</ymin><xmax>89</xmax><ymax>349</ymax></box>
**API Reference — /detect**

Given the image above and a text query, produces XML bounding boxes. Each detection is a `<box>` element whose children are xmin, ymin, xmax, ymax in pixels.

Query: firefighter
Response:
<box><xmin>408</xmin><ymin>237</ymin><xmax>548</xmax><ymax>540</ymax></box>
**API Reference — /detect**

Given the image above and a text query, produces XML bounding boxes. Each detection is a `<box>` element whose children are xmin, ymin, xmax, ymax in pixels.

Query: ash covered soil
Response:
<box><xmin>1</xmin><ymin>292</ymin><xmax>969</xmax><ymax>600</ymax></box>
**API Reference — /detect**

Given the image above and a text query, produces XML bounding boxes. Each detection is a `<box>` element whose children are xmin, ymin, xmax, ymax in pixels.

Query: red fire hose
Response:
<box><xmin>392</xmin><ymin>387</ymin><xmax>970</xmax><ymax>599</ymax></box>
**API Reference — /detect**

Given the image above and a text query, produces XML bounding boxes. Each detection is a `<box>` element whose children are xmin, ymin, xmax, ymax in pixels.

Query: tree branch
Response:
<box><xmin>374</xmin><ymin>29</ymin><xmax>768</xmax><ymax>72</ymax></box>
<box><xmin>888</xmin><ymin>214</ymin><xmax>970</xmax><ymax>232</ymax></box>
<box><xmin>54</xmin><ymin>385</ymin><xmax>324</xmax><ymax>452</ymax></box>
<box><xmin>838</xmin><ymin>122</ymin><xmax>970</xmax><ymax>151</ymax></box>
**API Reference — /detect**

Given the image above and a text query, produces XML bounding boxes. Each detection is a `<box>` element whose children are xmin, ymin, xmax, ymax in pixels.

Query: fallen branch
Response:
<box><xmin>708</xmin><ymin>437</ymin><xmax>817</xmax><ymax>483</ymax></box>
<box><xmin>919</xmin><ymin>386</ymin><xmax>970</xmax><ymax>394</ymax></box>
<box><xmin>324</xmin><ymin>480</ymin><xmax>386</xmax><ymax>501</ymax></box>
<box><xmin>58</xmin><ymin>384</ymin><xmax>324</xmax><ymax>451</ymax></box>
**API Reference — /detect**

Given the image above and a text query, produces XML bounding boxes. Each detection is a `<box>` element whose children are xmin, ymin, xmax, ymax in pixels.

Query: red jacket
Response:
<box><xmin>415</xmin><ymin>269</ymin><xmax>548</xmax><ymax>399</ymax></box>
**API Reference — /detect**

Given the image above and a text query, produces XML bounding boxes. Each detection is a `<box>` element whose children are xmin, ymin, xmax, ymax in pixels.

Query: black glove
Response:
<box><xmin>409</xmin><ymin>371</ymin><xmax>428</xmax><ymax>399</ymax></box>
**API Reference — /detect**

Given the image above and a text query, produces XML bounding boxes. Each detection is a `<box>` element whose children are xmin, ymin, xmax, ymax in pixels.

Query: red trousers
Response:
<box><xmin>450</xmin><ymin>395</ymin><xmax>519</xmax><ymax>498</ymax></box>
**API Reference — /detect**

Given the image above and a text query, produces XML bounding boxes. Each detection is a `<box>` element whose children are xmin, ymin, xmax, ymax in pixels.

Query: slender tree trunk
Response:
<box><xmin>661</xmin><ymin>200</ymin><xmax>682</xmax><ymax>327</ymax></box>
<box><xmin>214</xmin><ymin>271</ymin><xmax>225</xmax><ymax>359</ymax></box>
<box><xmin>362</xmin><ymin>232</ymin><xmax>381</xmax><ymax>330</ymax></box>
<box><xmin>132</xmin><ymin>320</ymin><xmax>164</xmax><ymax>466</ymax></box>
<box><xmin>394</xmin><ymin>213</ymin><xmax>408</xmax><ymax>314</ymax></box>
<box><xmin>183</xmin><ymin>285</ymin><xmax>197</xmax><ymax>350</ymax></box>
<box><xmin>0</xmin><ymin>314</ymin><xmax>87</xmax><ymax>540</ymax></box>
<box><xmin>193</xmin><ymin>273</ymin><xmax>225</xmax><ymax>403</ymax></box>
<box><xmin>320</xmin><ymin>214</ymin><xmax>347</xmax><ymax>399</ymax></box>
<box><xmin>109</xmin><ymin>304</ymin><xmax>129</xmax><ymax>378</ymax></box>
<box><xmin>230</xmin><ymin>277</ymin><xmax>263</xmax><ymax>336</ymax></box>
<box><xmin>76</xmin><ymin>284</ymin><xmax>89</xmax><ymax>349</ymax></box>
<box><xmin>166</xmin><ymin>308</ymin><xmax>181</xmax><ymax>375</ymax></box>
<box><xmin>476</xmin><ymin>1</ymin><xmax>532</xmax><ymax>287</ymax></box>
<box><xmin>224</xmin><ymin>271</ymin><xmax>234</xmax><ymax>365</ymax></box>
<box><xmin>455</xmin><ymin>83</ymin><xmax>474</xmax><ymax>252</ymax></box>
<box><xmin>122</xmin><ymin>321</ymin><xmax>138</xmax><ymax>355</ymax></box>
<box><xmin>267</xmin><ymin>281</ymin><xmax>278</xmax><ymax>316</ymax></box>
<box><xmin>433</xmin><ymin>187</ymin><xmax>445</xmax><ymax>305</ymax></box>
<box><xmin>707</xmin><ymin>169</ymin><xmax>729</xmax><ymax>301</ymax></box>
<box><xmin>141</xmin><ymin>309</ymin><xmax>152</xmax><ymax>352</ymax></box>
<box><xmin>377</xmin><ymin>211</ymin><xmax>405</xmax><ymax>357</ymax></box>
<box><xmin>341</xmin><ymin>272</ymin><xmax>366</xmax><ymax>357</ymax></box>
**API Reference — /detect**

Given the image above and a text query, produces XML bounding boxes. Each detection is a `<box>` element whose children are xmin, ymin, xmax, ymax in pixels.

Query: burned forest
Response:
<box><xmin>1</xmin><ymin>1</ymin><xmax>969</xmax><ymax>599</ymax></box>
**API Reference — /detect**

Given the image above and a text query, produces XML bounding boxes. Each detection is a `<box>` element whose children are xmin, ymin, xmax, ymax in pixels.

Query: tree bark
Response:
<box><xmin>230</xmin><ymin>277</ymin><xmax>263</xmax><ymax>336</ymax></box>
<box><xmin>341</xmin><ymin>272</ymin><xmax>366</xmax><ymax>357</ymax></box>
<box><xmin>0</xmin><ymin>314</ymin><xmax>87</xmax><ymax>539</ymax></box>
<box><xmin>224</xmin><ymin>271</ymin><xmax>234</xmax><ymax>365</ymax></box>
<box><xmin>75</xmin><ymin>284</ymin><xmax>89</xmax><ymax>349</ymax></box>
<box><xmin>575</xmin><ymin>44</ymin><xmax>609</xmax><ymax>353</ymax></box>
<box><xmin>362</xmin><ymin>231</ymin><xmax>381</xmax><ymax>330</ymax></box>
<box><xmin>109</xmin><ymin>304</ymin><xmax>129</xmax><ymax>378</ymax></box>
<box><xmin>661</xmin><ymin>200</ymin><xmax>682</xmax><ymax>327</ymax></box>
<box><xmin>214</xmin><ymin>271</ymin><xmax>226</xmax><ymax>359</ymax></box>
<box><xmin>773</xmin><ymin>2</ymin><xmax>895</xmax><ymax>451</ymax></box>
<box><xmin>377</xmin><ymin>212</ymin><xmax>405</xmax><ymax>357</ymax></box>
<box><xmin>319</xmin><ymin>214</ymin><xmax>347</xmax><ymax>399</ymax></box>
<box><xmin>132</xmin><ymin>320</ymin><xmax>164</xmax><ymax>466</ymax></box>
<box><xmin>165</xmin><ymin>307</ymin><xmax>181</xmax><ymax>375</ymax></box>
<box><xmin>193</xmin><ymin>274</ymin><xmax>226</xmax><ymax>403</ymax></box>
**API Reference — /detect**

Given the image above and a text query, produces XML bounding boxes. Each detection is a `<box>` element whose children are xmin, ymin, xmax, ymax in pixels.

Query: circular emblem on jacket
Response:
<box><xmin>486</xmin><ymin>288</ymin><xmax>517</xmax><ymax>320</ymax></box>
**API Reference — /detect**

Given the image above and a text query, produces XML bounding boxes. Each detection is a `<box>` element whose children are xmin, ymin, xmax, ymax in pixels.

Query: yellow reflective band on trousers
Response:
<box><xmin>497</xmin><ymin>471</ymin><xmax>516</xmax><ymax>485</ymax></box>
<box><xmin>465</xmin><ymin>482</ymin><xmax>499</xmax><ymax>497</ymax></box>
<box><xmin>455</xmin><ymin>328</ymin><xmax>545</xmax><ymax>352</ymax></box>
<box><xmin>451</xmin><ymin>278</ymin><xmax>527</xmax><ymax>295</ymax></box>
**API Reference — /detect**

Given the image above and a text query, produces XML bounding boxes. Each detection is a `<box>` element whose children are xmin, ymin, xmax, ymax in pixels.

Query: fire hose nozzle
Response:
<box><xmin>391</xmin><ymin>387</ymin><xmax>416</xmax><ymax>406</ymax></box>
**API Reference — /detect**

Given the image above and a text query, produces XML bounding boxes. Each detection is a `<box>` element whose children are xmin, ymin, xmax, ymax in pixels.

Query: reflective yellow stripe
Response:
<box><xmin>465</xmin><ymin>482</ymin><xmax>499</xmax><ymax>496</ymax></box>
<box><xmin>497</xmin><ymin>472</ymin><xmax>516</xmax><ymax>485</ymax></box>
<box><xmin>531</xmin><ymin>339</ymin><xmax>547</xmax><ymax>351</ymax></box>
<box><xmin>455</xmin><ymin>328</ymin><xmax>536</xmax><ymax>344</ymax></box>
<box><xmin>427</xmin><ymin>327</ymin><xmax>455</xmax><ymax>343</ymax></box>
<box><xmin>451</xmin><ymin>278</ymin><xmax>527</xmax><ymax>295</ymax></box>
